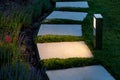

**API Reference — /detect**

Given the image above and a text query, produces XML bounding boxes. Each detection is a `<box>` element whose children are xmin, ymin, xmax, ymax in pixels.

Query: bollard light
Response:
<box><xmin>93</xmin><ymin>14</ymin><xmax>103</xmax><ymax>49</ymax></box>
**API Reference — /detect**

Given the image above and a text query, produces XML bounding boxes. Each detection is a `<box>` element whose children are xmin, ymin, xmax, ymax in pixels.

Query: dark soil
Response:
<box><xmin>18</xmin><ymin>4</ymin><xmax>54</xmax><ymax>80</ymax></box>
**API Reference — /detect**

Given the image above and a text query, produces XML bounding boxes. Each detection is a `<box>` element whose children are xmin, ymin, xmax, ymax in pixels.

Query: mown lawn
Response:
<box><xmin>39</xmin><ymin>0</ymin><xmax>120</xmax><ymax>79</ymax></box>
<box><xmin>90</xmin><ymin>0</ymin><xmax>120</xmax><ymax>79</ymax></box>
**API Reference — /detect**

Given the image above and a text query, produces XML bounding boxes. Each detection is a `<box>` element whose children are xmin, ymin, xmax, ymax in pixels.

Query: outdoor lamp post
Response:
<box><xmin>93</xmin><ymin>14</ymin><xmax>103</xmax><ymax>50</ymax></box>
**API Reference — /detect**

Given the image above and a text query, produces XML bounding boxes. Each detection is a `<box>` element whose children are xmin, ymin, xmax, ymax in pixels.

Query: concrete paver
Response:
<box><xmin>56</xmin><ymin>1</ymin><xmax>89</xmax><ymax>8</ymax></box>
<box><xmin>46</xmin><ymin>11</ymin><xmax>88</xmax><ymax>21</ymax></box>
<box><xmin>38</xmin><ymin>24</ymin><xmax>82</xmax><ymax>36</ymax></box>
<box><xmin>47</xmin><ymin>65</ymin><xmax>115</xmax><ymax>80</ymax></box>
<box><xmin>37</xmin><ymin>41</ymin><xmax>93</xmax><ymax>60</ymax></box>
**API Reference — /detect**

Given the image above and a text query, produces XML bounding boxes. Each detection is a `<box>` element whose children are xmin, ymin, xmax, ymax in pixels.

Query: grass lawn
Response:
<box><xmin>39</xmin><ymin>0</ymin><xmax>120</xmax><ymax>79</ymax></box>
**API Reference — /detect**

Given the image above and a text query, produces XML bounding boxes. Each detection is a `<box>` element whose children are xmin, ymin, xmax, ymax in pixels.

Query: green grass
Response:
<box><xmin>37</xmin><ymin>35</ymin><xmax>83</xmax><ymax>43</ymax></box>
<box><xmin>88</xmin><ymin>0</ymin><xmax>120</xmax><ymax>79</ymax></box>
<box><xmin>39</xmin><ymin>0</ymin><xmax>120</xmax><ymax>79</ymax></box>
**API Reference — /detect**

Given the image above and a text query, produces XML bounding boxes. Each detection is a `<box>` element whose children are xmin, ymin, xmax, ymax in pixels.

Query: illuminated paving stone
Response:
<box><xmin>37</xmin><ymin>41</ymin><xmax>93</xmax><ymax>59</ymax></box>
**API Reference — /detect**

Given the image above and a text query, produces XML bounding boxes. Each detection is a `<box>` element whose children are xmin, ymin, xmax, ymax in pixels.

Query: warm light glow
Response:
<box><xmin>93</xmin><ymin>17</ymin><xmax>96</xmax><ymax>28</ymax></box>
<box><xmin>37</xmin><ymin>41</ymin><xmax>93</xmax><ymax>60</ymax></box>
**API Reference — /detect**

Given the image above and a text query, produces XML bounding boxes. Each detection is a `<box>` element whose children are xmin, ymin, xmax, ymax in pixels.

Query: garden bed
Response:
<box><xmin>0</xmin><ymin>0</ymin><xmax>54</xmax><ymax>80</ymax></box>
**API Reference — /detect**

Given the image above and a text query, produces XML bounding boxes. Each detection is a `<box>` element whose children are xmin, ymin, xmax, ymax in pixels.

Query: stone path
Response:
<box><xmin>37</xmin><ymin>1</ymin><xmax>115</xmax><ymax>80</ymax></box>
<box><xmin>47</xmin><ymin>65</ymin><xmax>115</xmax><ymax>80</ymax></box>
<box><xmin>38</xmin><ymin>1</ymin><xmax>89</xmax><ymax>59</ymax></box>
<box><xmin>38</xmin><ymin>24</ymin><xmax>82</xmax><ymax>36</ymax></box>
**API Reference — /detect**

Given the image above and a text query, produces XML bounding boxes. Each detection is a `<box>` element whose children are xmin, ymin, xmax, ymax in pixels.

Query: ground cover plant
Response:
<box><xmin>41</xmin><ymin>58</ymin><xmax>99</xmax><ymax>70</ymax></box>
<box><xmin>39</xmin><ymin>0</ymin><xmax>120</xmax><ymax>79</ymax></box>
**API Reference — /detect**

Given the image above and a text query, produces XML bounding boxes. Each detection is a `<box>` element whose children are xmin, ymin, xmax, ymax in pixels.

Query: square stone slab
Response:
<box><xmin>38</xmin><ymin>24</ymin><xmax>82</xmax><ymax>36</ymax></box>
<box><xmin>47</xmin><ymin>65</ymin><xmax>115</xmax><ymax>80</ymax></box>
<box><xmin>37</xmin><ymin>41</ymin><xmax>93</xmax><ymax>60</ymax></box>
<box><xmin>46</xmin><ymin>11</ymin><xmax>88</xmax><ymax>21</ymax></box>
<box><xmin>56</xmin><ymin>1</ymin><xmax>89</xmax><ymax>8</ymax></box>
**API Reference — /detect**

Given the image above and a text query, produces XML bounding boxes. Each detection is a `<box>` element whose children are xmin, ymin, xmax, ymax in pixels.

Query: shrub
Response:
<box><xmin>0</xmin><ymin>0</ymin><xmax>52</xmax><ymax>80</ymax></box>
<box><xmin>0</xmin><ymin>62</ymin><xmax>41</xmax><ymax>80</ymax></box>
<box><xmin>0</xmin><ymin>43</ymin><xmax>20</xmax><ymax>66</ymax></box>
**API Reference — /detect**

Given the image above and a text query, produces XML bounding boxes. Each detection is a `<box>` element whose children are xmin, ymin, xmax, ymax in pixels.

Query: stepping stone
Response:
<box><xmin>56</xmin><ymin>1</ymin><xmax>89</xmax><ymax>8</ymax></box>
<box><xmin>46</xmin><ymin>11</ymin><xmax>88</xmax><ymax>21</ymax></box>
<box><xmin>37</xmin><ymin>41</ymin><xmax>93</xmax><ymax>60</ymax></box>
<box><xmin>38</xmin><ymin>24</ymin><xmax>82</xmax><ymax>36</ymax></box>
<box><xmin>47</xmin><ymin>65</ymin><xmax>115</xmax><ymax>80</ymax></box>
